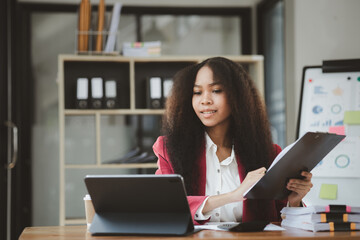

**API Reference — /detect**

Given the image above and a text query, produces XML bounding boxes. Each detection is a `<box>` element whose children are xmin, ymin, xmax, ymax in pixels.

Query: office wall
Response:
<box><xmin>284</xmin><ymin>0</ymin><xmax>360</xmax><ymax>143</ymax></box>
<box><xmin>284</xmin><ymin>0</ymin><xmax>360</xmax><ymax>206</ymax></box>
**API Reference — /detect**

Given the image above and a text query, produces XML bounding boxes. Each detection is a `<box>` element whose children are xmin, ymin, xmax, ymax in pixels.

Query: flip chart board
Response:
<box><xmin>297</xmin><ymin>63</ymin><xmax>360</xmax><ymax>178</ymax></box>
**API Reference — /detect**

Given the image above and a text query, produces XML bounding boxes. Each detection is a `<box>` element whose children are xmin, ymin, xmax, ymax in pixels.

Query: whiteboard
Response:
<box><xmin>297</xmin><ymin>67</ymin><xmax>360</xmax><ymax>178</ymax></box>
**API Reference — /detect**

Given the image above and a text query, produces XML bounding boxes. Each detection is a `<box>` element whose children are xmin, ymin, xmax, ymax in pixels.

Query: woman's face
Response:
<box><xmin>192</xmin><ymin>66</ymin><xmax>232</xmax><ymax>130</ymax></box>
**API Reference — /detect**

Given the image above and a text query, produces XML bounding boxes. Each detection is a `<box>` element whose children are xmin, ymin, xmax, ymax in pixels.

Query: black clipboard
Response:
<box><xmin>84</xmin><ymin>174</ymin><xmax>195</xmax><ymax>236</ymax></box>
<box><xmin>244</xmin><ymin>132</ymin><xmax>345</xmax><ymax>200</ymax></box>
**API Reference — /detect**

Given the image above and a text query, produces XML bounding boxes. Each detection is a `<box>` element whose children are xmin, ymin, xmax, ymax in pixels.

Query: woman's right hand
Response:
<box><xmin>231</xmin><ymin>167</ymin><xmax>267</xmax><ymax>202</ymax></box>
<box><xmin>202</xmin><ymin>167</ymin><xmax>267</xmax><ymax>214</ymax></box>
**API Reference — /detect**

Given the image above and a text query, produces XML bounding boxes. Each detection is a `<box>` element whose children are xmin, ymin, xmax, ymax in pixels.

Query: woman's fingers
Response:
<box><xmin>248</xmin><ymin>167</ymin><xmax>266</xmax><ymax>180</ymax></box>
<box><xmin>287</xmin><ymin>182</ymin><xmax>312</xmax><ymax>192</ymax></box>
<box><xmin>301</xmin><ymin>171</ymin><xmax>312</xmax><ymax>180</ymax></box>
<box><xmin>242</xmin><ymin>167</ymin><xmax>267</xmax><ymax>187</ymax></box>
<box><xmin>233</xmin><ymin>167</ymin><xmax>269</xmax><ymax>202</ymax></box>
<box><xmin>252</xmin><ymin>167</ymin><xmax>267</xmax><ymax>174</ymax></box>
<box><xmin>287</xmin><ymin>171</ymin><xmax>313</xmax><ymax>194</ymax></box>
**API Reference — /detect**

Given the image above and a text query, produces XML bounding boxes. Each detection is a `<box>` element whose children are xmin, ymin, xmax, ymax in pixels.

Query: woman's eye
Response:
<box><xmin>193</xmin><ymin>91</ymin><xmax>201</xmax><ymax>95</ymax></box>
<box><xmin>213</xmin><ymin>89</ymin><xmax>222</xmax><ymax>93</ymax></box>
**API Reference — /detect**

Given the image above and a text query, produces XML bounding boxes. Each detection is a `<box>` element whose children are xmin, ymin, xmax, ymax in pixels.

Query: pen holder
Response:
<box><xmin>75</xmin><ymin>30</ymin><xmax>120</xmax><ymax>55</ymax></box>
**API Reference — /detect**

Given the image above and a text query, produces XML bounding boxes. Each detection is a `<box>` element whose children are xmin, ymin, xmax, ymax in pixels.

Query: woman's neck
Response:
<box><xmin>206</xmin><ymin>126</ymin><xmax>231</xmax><ymax>148</ymax></box>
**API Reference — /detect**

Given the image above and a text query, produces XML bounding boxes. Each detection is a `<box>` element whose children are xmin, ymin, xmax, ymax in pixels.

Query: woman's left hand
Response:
<box><xmin>287</xmin><ymin>171</ymin><xmax>313</xmax><ymax>207</ymax></box>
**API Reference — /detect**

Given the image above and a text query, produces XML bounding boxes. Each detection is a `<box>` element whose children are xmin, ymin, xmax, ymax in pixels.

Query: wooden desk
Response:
<box><xmin>19</xmin><ymin>225</ymin><xmax>360</xmax><ymax>240</ymax></box>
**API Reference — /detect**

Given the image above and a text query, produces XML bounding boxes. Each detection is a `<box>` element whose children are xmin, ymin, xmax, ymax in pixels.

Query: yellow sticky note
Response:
<box><xmin>319</xmin><ymin>184</ymin><xmax>337</xmax><ymax>200</ymax></box>
<box><xmin>344</xmin><ymin>111</ymin><xmax>360</xmax><ymax>125</ymax></box>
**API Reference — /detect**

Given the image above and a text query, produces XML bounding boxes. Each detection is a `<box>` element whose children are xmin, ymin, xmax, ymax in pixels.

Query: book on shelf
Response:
<box><xmin>122</xmin><ymin>41</ymin><xmax>161</xmax><ymax>57</ymax></box>
<box><xmin>104</xmin><ymin>2</ymin><xmax>122</xmax><ymax>53</ymax></box>
<box><xmin>281</xmin><ymin>204</ymin><xmax>360</xmax><ymax>232</ymax></box>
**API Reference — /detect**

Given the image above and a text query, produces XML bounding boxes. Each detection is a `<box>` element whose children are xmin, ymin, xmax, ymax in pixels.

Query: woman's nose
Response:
<box><xmin>201</xmin><ymin>93</ymin><xmax>212</xmax><ymax>104</ymax></box>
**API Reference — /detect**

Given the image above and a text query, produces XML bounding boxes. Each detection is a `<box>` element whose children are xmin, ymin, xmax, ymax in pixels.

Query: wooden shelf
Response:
<box><xmin>64</xmin><ymin>109</ymin><xmax>165</xmax><ymax>115</ymax></box>
<box><xmin>58</xmin><ymin>54</ymin><xmax>263</xmax><ymax>63</ymax></box>
<box><xmin>65</xmin><ymin>163</ymin><xmax>157</xmax><ymax>169</ymax></box>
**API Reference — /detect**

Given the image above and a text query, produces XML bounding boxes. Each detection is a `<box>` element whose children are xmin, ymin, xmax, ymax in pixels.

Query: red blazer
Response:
<box><xmin>153</xmin><ymin>136</ymin><xmax>287</xmax><ymax>225</ymax></box>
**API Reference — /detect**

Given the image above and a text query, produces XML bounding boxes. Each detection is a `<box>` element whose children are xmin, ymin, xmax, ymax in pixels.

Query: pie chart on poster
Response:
<box><xmin>331</xmin><ymin>104</ymin><xmax>342</xmax><ymax>114</ymax></box>
<box><xmin>312</xmin><ymin>105</ymin><xmax>323</xmax><ymax>114</ymax></box>
<box><xmin>335</xmin><ymin>154</ymin><xmax>350</xmax><ymax>168</ymax></box>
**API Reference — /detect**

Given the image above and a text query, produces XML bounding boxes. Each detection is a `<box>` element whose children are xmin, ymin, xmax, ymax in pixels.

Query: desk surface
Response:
<box><xmin>19</xmin><ymin>225</ymin><xmax>360</xmax><ymax>240</ymax></box>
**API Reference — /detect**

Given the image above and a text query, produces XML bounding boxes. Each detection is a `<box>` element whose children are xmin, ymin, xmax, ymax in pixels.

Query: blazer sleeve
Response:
<box><xmin>153</xmin><ymin>136</ymin><xmax>209</xmax><ymax>225</ymax></box>
<box><xmin>273</xmin><ymin>144</ymin><xmax>288</xmax><ymax>218</ymax></box>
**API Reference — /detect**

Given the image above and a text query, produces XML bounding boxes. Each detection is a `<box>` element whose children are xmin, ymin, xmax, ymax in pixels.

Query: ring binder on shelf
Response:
<box><xmin>162</xmin><ymin>77</ymin><xmax>173</xmax><ymax>107</ymax></box>
<box><xmin>91</xmin><ymin>77</ymin><xmax>104</xmax><ymax>109</ymax></box>
<box><xmin>105</xmin><ymin>80</ymin><xmax>117</xmax><ymax>109</ymax></box>
<box><xmin>76</xmin><ymin>78</ymin><xmax>89</xmax><ymax>109</ymax></box>
<box><xmin>147</xmin><ymin>77</ymin><xmax>162</xmax><ymax>109</ymax></box>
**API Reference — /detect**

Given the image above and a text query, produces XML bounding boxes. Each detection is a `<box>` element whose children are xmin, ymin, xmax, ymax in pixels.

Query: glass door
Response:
<box><xmin>1</xmin><ymin>1</ymin><xmax>13</xmax><ymax>239</ymax></box>
<box><xmin>0</xmin><ymin>1</ymin><xmax>10</xmax><ymax>239</ymax></box>
<box><xmin>1</xmin><ymin>0</ymin><xmax>32</xmax><ymax>239</ymax></box>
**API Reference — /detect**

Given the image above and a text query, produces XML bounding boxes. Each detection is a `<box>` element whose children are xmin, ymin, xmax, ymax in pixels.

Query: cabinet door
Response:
<box><xmin>100</xmin><ymin>115</ymin><xmax>136</xmax><ymax>164</ymax></box>
<box><xmin>65</xmin><ymin>115</ymin><xmax>96</xmax><ymax>165</ymax></box>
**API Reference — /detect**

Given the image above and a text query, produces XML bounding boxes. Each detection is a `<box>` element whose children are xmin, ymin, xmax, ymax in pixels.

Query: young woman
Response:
<box><xmin>153</xmin><ymin>57</ymin><xmax>313</xmax><ymax>224</ymax></box>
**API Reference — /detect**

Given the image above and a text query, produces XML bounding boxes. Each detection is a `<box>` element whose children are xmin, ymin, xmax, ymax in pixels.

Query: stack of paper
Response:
<box><xmin>281</xmin><ymin>205</ymin><xmax>360</xmax><ymax>232</ymax></box>
<box><xmin>122</xmin><ymin>41</ymin><xmax>161</xmax><ymax>57</ymax></box>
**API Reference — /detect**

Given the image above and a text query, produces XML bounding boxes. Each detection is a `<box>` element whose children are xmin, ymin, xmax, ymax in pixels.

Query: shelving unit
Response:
<box><xmin>58</xmin><ymin>54</ymin><xmax>264</xmax><ymax>226</ymax></box>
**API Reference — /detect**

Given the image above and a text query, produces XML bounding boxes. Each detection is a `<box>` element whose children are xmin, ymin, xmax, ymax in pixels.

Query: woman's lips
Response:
<box><xmin>200</xmin><ymin>110</ymin><xmax>217</xmax><ymax>117</ymax></box>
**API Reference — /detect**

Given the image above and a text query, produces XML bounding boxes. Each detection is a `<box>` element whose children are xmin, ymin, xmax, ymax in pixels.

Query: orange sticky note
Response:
<box><xmin>329</xmin><ymin>126</ymin><xmax>345</xmax><ymax>135</ymax></box>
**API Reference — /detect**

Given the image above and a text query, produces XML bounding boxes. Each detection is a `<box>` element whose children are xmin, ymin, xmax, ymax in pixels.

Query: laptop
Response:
<box><xmin>84</xmin><ymin>174</ymin><xmax>196</xmax><ymax>236</ymax></box>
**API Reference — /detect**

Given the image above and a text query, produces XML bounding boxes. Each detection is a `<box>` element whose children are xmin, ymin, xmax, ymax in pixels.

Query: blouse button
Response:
<box><xmin>217</xmin><ymin>169</ymin><xmax>220</xmax><ymax>173</ymax></box>
<box><xmin>217</xmin><ymin>191</ymin><xmax>220</xmax><ymax>195</ymax></box>
<box><xmin>215</xmin><ymin>213</ymin><xmax>219</xmax><ymax>217</ymax></box>
<box><xmin>195</xmin><ymin>214</ymin><xmax>198</xmax><ymax>217</ymax></box>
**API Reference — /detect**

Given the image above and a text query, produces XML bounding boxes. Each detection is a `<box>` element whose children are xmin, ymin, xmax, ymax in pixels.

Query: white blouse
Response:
<box><xmin>194</xmin><ymin>133</ymin><xmax>243</xmax><ymax>222</ymax></box>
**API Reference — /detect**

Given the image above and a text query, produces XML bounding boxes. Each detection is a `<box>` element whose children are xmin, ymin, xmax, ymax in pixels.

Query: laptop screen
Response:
<box><xmin>84</xmin><ymin>174</ymin><xmax>195</xmax><ymax>236</ymax></box>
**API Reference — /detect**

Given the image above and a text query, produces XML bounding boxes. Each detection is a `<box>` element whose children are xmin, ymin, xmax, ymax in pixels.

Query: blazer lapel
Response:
<box><xmin>236</xmin><ymin>155</ymin><xmax>246</xmax><ymax>183</ymax></box>
<box><xmin>197</xmin><ymin>146</ymin><xmax>207</xmax><ymax>196</ymax></box>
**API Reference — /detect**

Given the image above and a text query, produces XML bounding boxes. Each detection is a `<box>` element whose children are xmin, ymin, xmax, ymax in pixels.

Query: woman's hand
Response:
<box><xmin>202</xmin><ymin>167</ymin><xmax>267</xmax><ymax>214</ymax></box>
<box><xmin>231</xmin><ymin>167</ymin><xmax>267</xmax><ymax>202</ymax></box>
<box><xmin>287</xmin><ymin>171</ymin><xmax>313</xmax><ymax>207</ymax></box>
